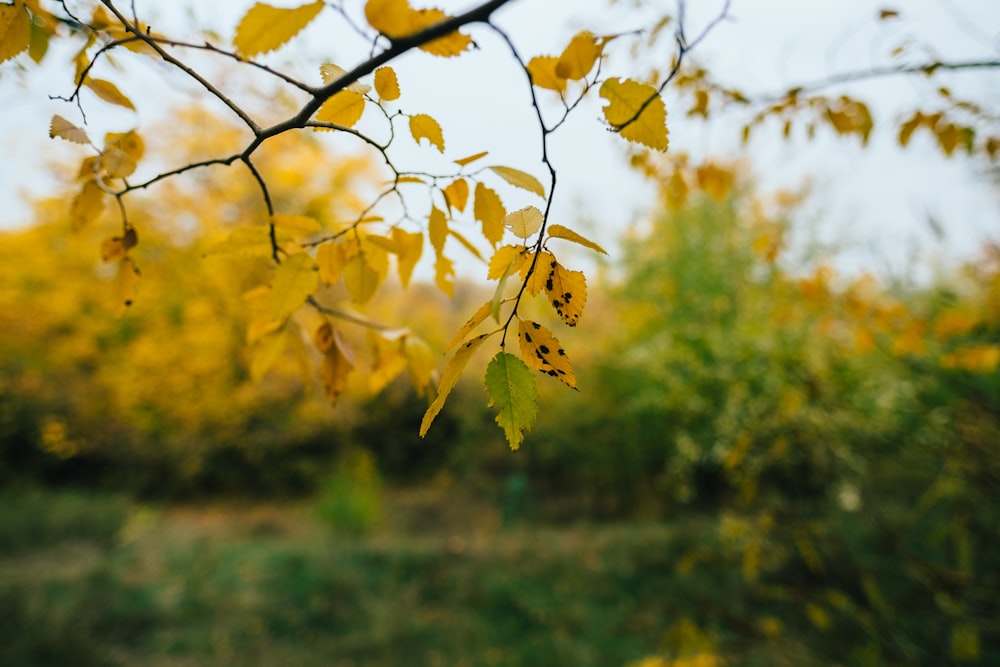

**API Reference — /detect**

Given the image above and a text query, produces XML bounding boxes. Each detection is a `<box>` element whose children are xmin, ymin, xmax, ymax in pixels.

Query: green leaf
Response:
<box><xmin>484</xmin><ymin>351</ymin><xmax>539</xmax><ymax>450</ymax></box>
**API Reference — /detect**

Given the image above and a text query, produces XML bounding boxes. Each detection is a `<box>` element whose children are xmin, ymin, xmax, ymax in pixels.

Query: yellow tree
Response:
<box><xmin>0</xmin><ymin>0</ymin><xmax>996</xmax><ymax>448</ymax></box>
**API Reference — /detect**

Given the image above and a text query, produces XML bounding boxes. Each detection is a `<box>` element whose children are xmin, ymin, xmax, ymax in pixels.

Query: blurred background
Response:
<box><xmin>1</xmin><ymin>1</ymin><xmax>998</xmax><ymax>666</ymax></box>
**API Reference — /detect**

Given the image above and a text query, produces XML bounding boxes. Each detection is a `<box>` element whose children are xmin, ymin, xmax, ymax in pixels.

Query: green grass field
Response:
<box><xmin>0</xmin><ymin>487</ymin><xmax>691</xmax><ymax>667</ymax></box>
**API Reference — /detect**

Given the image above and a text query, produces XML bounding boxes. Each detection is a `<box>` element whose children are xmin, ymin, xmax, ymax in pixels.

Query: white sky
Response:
<box><xmin>1</xmin><ymin>0</ymin><xmax>998</xmax><ymax>279</ymax></box>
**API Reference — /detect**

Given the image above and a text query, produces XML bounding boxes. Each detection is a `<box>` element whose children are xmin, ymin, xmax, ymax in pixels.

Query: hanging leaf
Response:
<box><xmin>368</xmin><ymin>329</ymin><xmax>408</xmax><ymax>394</ymax></box>
<box><xmin>428</xmin><ymin>205</ymin><xmax>448</xmax><ymax>254</ymax></box>
<box><xmin>70</xmin><ymin>180</ymin><xmax>106</xmax><ymax>229</ymax></box>
<box><xmin>343</xmin><ymin>252</ymin><xmax>382</xmax><ymax>305</ymax></box>
<box><xmin>365</xmin><ymin>0</ymin><xmax>473</xmax><ymax>56</ymax></box>
<box><xmin>546</xmin><ymin>224</ymin><xmax>607</xmax><ymax>255</ymax></box>
<box><xmin>403</xmin><ymin>335</ymin><xmax>435</xmax><ymax>393</ymax></box>
<box><xmin>420</xmin><ymin>331</ymin><xmax>495</xmax><ymax>437</ymax></box>
<box><xmin>487</xmin><ymin>245</ymin><xmax>527</xmax><ymax>281</ymax></box>
<box><xmin>484</xmin><ymin>351</ymin><xmax>539</xmax><ymax>450</ymax></box>
<box><xmin>521</xmin><ymin>249</ymin><xmax>552</xmax><ymax>296</ymax></box>
<box><xmin>316</xmin><ymin>90</ymin><xmax>366</xmax><ymax>128</ymax></box>
<box><xmin>544</xmin><ymin>259</ymin><xmax>587</xmax><ymax>326</ymax></box>
<box><xmin>268</xmin><ymin>252</ymin><xmax>318</xmax><ymax>320</ymax></box>
<box><xmin>518</xmin><ymin>320</ymin><xmax>577</xmax><ymax>389</ymax></box>
<box><xmin>489</xmin><ymin>165</ymin><xmax>545</xmax><ymax>198</ymax></box>
<box><xmin>207</xmin><ymin>225</ymin><xmax>277</xmax><ymax>257</ymax></box>
<box><xmin>527</xmin><ymin>55</ymin><xmax>567</xmax><ymax>92</ymax></box>
<box><xmin>374</xmin><ymin>66</ymin><xmax>400</xmax><ymax>100</ymax></box>
<box><xmin>113</xmin><ymin>256</ymin><xmax>141</xmax><ymax>318</ymax></box>
<box><xmin>100</xmin><ymin>227</ymin><xmax>137</xmax><ymax>261</ymax></box>
<box><xmin>233</xmin><ymin>1</ymin><xmax>324</xmax><ymax>58</ymax></box>
<box><xmin>410</xmin><ymin>114</ymin><xmax>445</xmax><ymax>152</ymax></box>
<box><xmin>0</xmin><ymin>3</ymin><xmax>30</xmax><ymax>64</ymax></box>
<box><xmin>474</xmin><ymin>182</ymin><xmax>506</xmax><ymax>246</ymax></box>
<box><xmin>435</xmin><ymin>255</ymin><xmax>455</xmax><ymax>296</ymax></box>
<box><xmin>449</xmin><ymin>229</ymin><xmax>484</xmax><ymax>261</ymax></box>
<box><xmin>454</xmin><ymin>151</ymin><xmax>488</xmax><ymax>166</ymax></box>
<box><xmin>85</xmin><ymin>78</ymin><xmax>135</xmax><ymax>110</ymax></box>
<box><xmin>316</xmin><ymin>241</ymin><xmax>350</xmax><ymax>284</ymax></box>
<box><xmin>504</xmin><ymin>206</ymin><xmax>543</xmax><ymax>239</ymax></box>
<box><xmin>448</xmin><ymin>300</ymin><xmax>493</xmax><ymax>350</ymax></box>
<box><xmin>600</xmin><ymin>77</ymin><xmax>669</xmax><ymax>151</ymax></box>
<box><xmin>250</xmin><ymin>329</ymin><xmax>288</xmax><ymax>382</ymax></box>
<box><xmin>555</xmin><ymin>31</ymin><xmax>602</xmax><ymax>80</ymax></box>
<box><xmin>271</xmin><ymin>214</ymin><xmax>321</xmax><ymax>235</ymax></box>
<box><xmin>392</xmin><ymin>228</ymin><xmax>423</xmax><ymax>288</ymax></box>
<box><xmin>319</xmin><ymin>63</ymin><xmax>371</xmax><ymax>94</ymax></box>
<box><xmin>319</xmin><ymin>326</ymin><xmax>355</xmax><ymax>405</ymax></box>
<box><xmin>49</xmin><ymin>115</ymin><xmax>90</xmax><ymax>144</ymax></box>
<box><xmin>442</xmin><ymin>178</ymin><xmax>469</xmax><ymax>212</ymax></box>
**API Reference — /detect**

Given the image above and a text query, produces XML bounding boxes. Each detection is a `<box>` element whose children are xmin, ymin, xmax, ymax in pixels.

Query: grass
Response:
<box><xmin>0</xmin><ymin>487</ymin><xmax>680</xmax><ymax>667</ymax></box>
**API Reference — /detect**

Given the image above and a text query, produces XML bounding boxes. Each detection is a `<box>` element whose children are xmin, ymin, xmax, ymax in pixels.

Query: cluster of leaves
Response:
<box><xmin>0</xmin><ymin>0</ymin><xmax>702</xmax><ymax>449</ymax></box>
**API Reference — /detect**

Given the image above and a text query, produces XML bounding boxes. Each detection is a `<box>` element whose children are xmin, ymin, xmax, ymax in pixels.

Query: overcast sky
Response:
<box><xmin>1</xmin><ymin>0</ymin><xmax>997</xmax><ymax>278</ymax></box>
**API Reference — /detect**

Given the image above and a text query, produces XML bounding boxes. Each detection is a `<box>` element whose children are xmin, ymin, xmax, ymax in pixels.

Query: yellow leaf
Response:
<box><xmin>364</xmin><ymin>0</ymin><xmax>472</xmax><ymax>57</ymax></box>
<box><xmin>316</xmin><ymin>90</ymin><xmax>366</xmax><ymax>128</ymax></box>
<box><xmin>474</xmin><ymin>182</ymin><xmax>506</xmax><ymax>246</ymax></box>
<box><xmin>316</xmin><ymin>241</ymin><xmax>357</xmax><ymax>285</ymax></box>
<box><xmin>543</xmin><ymin>259</ymin><xmax>587</xmax><ymax>326</ymax></box>
<box><xmin>271</xmin><ymin>214</ymin><xmax>321</xmax><ymax>235</ymax></box>
<box><xmin>410</xmin><ymin>114</ymin><xmax>445</xmax><ymax>152</ymax></box>
<box><xmin>421</xmin><ymin>331</ymin><xmax>496</xmax><ymax>437</ymax></box>
<box><xmin>113</xmin><ymin>256</ymin><xmax>140</xmax><ymax>318</ymax></box>
<box><xmin>555</xmin><ymin>31</ymin><xmax>601</xmax><ymax>80</ymax></box>
<box><xmin>343</xmin><ymin>252</ymin><xmax>382</xmax><ymax>305</ymax></box>
<box><xmin>100</xmin><ymin>228</ymin><xmax>136</xmax><ymax>261</ymax></box>
<box><xmin>206</xmin><ymin>225</ymin><xmax>277</xmax><ymax>257</ymax></box>
<box><xmin>0</xmin><ymin>3</ymin><xmax>30</xmax><ymax>64</ymax></box>
<box><xmin>489</xmin><ymin>165</ymin><xmax>545</xmax><ymax>198</ymax></box>
<box><xmin>487</xmin><ymin>245</ymin><xmax>527</xmax><ymax>281</ymax></box>
<box><xmin>546</xmin><ymin>224</ymin><xmax>607</xmax><ymax>255</ymax></box>
<box><xmin>374</xmin><ymin>66</ymin><xmax>400</xmax><ymax>100</ymax></box>
<box><xmin>522</xmin><ymin>249</ymin><xmax>552</xmax><ymax>296</ymax></box>
<box><xmin>102</xmin><ymin>130</ymin><xmax>144</xmax><ymax>178</ymax></box>
<box><xmin>395</xmin><ymin>175</ymin><xmax>426</xmax><ymax>185</ymax></box>
<box><xmin>233</xmin><ymin>1</ymin><xmax>324</xmax><ymax>58</ymax></box>
<box><xmin>449</xmin><ymin>229</ymin><xmax>484</xmax><ymax>261</ymax></box>
<box><xmin>250</xmin><ymin>329</ymin><xmax>288</xmax><ymax>382</ymax></box>
<box><xmin>403</xmin><ymin>335</ymin><xmax>435</xmax><ymax>392</ymax></box>
<box><xmin>85</xmin><ymin>78</ymin><xmax>135</xmax><ymax>110</ymax></box>
<box><xmin>369</xmin><ymin>329</ymin><xmax>408</xmax><ymax>394</ymax></box>
<box><xmin>428</xmin><ymin>205</ymin><xmax>448</xmax><ymax>254</ymax></box>
<box><xmin>454</xmin><ymin>150</ymin><xmax>488</xmax><ymax>166</ymax></box>
<box><xmin>70</xmin><ymin>179</ymin><xmax>106</xmax><ymax>229</ymax></box>
<box><xmin>448</xmin><ymin>300</ymin><xmax>493</xmax><ymax>350</ymax></box>
<box><xmin>435</xmin><ymin>255</ymin><xmax>455</xmax><ymax>297</ymax></box>
<box><xmin>898</xmin><ymin>112</ymin><xmax>923</xmax><ymax>147</ymax></box>
<box><xmin>442</xmin><ymin>178</ymin><xmax>469</xmax><ymax>212</ymax></box>
<box><xmin>100</xmin><ymin>147</ymin><xmax>136</xmax><ymax>179</ymax></box>
<box><xmin>313</xmin><ymin>321</ymin><xmax>336</xmax><ymax>353</ymax></box>
<box><xmin>364</xmin><ymin>0</ymin><xmax>413</xmax><ymax>37</ymax></box>
<box><xmin>504</xmin><ymin>205</ymin><xmax>543</xmax><ymax>239</ymax></box>
<box><xmin>600</xmin><ymin>77</ymin><xmax>669</xmax><ymax>151</ymax></box>
<box><xmin>49</xmin><ymin>115</ymin><xmax>90</xmax><ymax>144</ymax></box>
<box><xmin>518</xmin><ymin>319</ymin><xmax>577</xmax><ymax>389</ymax></box>
<box><xmin>392</xmin><ymin>228</ymin><xmax>423</xmax><ymax>288</ymax></box>
<box><xmin>268</xmin><ymin>252</ymin><xmax>318</xmax><ymax>320</ymax></box>
<box><xmin>320</xmin><ymin>326</ymin><xmax>354</xmax><ymax>405</ymax></box>
<box><xmin>527</xmin><ymin>55</ymin><xmax>567</xmax><ymax>92</ymax></box>
<box><xmin>319</xmin><ymin>63</ymin><xmax>371</xmax><ymax>94</ymax></box>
